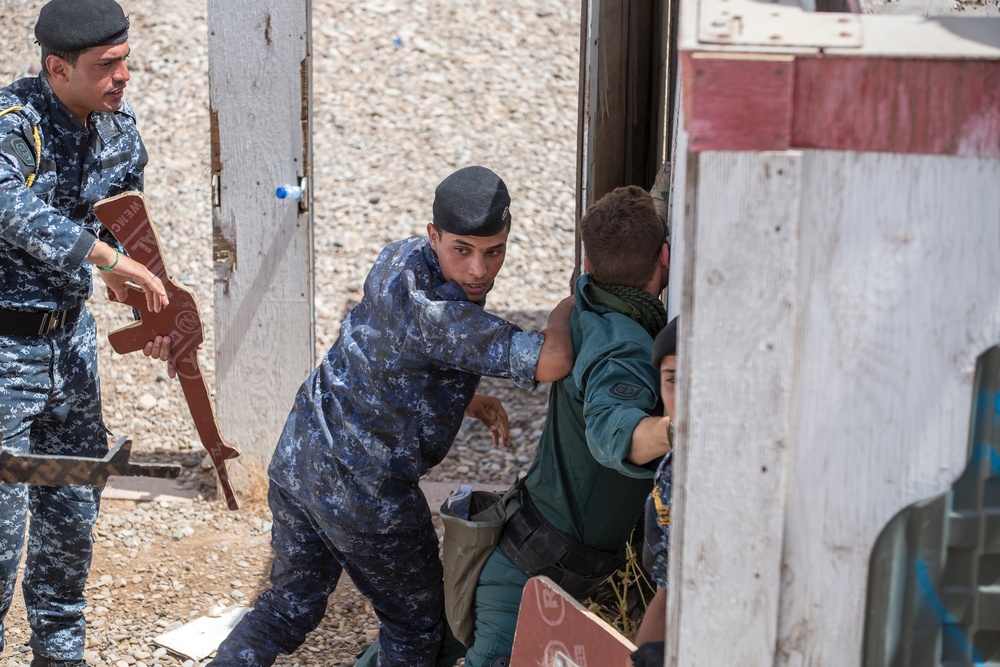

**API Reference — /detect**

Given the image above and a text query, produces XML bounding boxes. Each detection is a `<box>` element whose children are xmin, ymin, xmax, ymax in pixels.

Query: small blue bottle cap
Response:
<box><xmin>276</xmin><ymin>186</ymin><xmax>289</xmax><ymax>199</ymax></box>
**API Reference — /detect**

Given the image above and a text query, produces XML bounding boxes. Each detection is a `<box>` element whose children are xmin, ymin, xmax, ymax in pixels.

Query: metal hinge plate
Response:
<box><xmin>699</xmin><ymin>0</ymin><xmax>862</xmax><ymax>48</ymax></box>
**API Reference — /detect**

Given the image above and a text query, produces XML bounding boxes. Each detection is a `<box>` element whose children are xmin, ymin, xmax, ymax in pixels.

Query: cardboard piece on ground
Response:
<box><xmin>511</xmin><ymin>576</ymin><xmax>636</xmax><ymax>667</ymax></box>
<box><xmin>104</xmin><ymin>476</ymin><xmax>198</xmax><ymax>503</ymax></box>
<box><xmin>153</xmin><ymin>606</ymin><xmax>250</xmax><ymax>661</ymax></box>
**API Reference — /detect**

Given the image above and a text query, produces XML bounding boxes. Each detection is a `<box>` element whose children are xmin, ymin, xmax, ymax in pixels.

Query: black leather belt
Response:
<box><xmin>498</xmin><ymin>484</ymin><xmax>625</xmax><ymax>599</ymax></box>
<box><xmin>0</xmin><ymin>304</ymin><xmax>83</xmax><ymax>337</ymax></box>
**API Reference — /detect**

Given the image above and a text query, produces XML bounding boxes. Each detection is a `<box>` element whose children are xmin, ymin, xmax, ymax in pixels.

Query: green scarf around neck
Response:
<box><xmin>588</xmin><ymin>279</ymin><xmax>667</xmax><ymax>338</ymax></box>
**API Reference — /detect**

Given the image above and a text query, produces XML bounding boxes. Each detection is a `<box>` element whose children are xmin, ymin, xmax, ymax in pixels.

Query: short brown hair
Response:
<box><xmin>581</xmin><ymin>185</ymin><xmax>666</xmax><ymax>288</ymax></box>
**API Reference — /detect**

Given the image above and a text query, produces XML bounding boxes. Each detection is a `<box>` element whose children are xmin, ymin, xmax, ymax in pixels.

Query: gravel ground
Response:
<box><xmin>0</xmin><ymin>0</ymin><xmax>580</xmax><ymax>665</ymax></box>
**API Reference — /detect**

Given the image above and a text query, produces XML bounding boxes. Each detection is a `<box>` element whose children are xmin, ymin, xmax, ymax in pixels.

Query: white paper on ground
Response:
<box><xmin>153</xmin><ymin>605</ymin><xmax>251</xmax><ymax>661</ymax></box>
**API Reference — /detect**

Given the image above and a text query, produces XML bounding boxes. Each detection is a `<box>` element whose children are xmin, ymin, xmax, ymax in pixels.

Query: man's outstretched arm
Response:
<box><xmin>627</xmin><ymin>415</ymin><xmax>672</xmax><ymax>466</ymax></box>
<box><xmin>534</xmin><ymin>294</ymin><xmax>575</xmax><ymax>382</ymax></box>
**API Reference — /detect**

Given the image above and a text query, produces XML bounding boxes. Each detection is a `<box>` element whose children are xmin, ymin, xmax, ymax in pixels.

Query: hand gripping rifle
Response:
<box><xmin>93</xmin><ymin>192</ymin><xmax>241</xmax><ymax>510</ymax></box>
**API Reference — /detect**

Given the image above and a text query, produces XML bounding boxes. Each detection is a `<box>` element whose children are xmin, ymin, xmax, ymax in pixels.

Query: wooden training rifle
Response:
<box><xmin>0</xmin><ymin>437</ymin><xmax>181</xmax><ymax>487</ymax></box>
<box><xmin>93</xmin><ymin>192</ymin><xmax>241</xmax><ymax>510</ymax></box>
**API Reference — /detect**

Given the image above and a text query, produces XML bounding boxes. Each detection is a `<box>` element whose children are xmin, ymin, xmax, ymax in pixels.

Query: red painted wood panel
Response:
<box><xmin>793</xmin><ymin>58</ymin><xmax>1000</xmax><ymax>158</ymax></box>
<box><xmin>683</xmin><ymin>52</ymin><xmax>795</xmax><ymax>152</ymax></box>
<box><xmin>510</xmin><ymin>577</ymin><xmax>635</xmax><ymax>667</ymax></box>
<box><xmin>683</xmin><ymin>51</ymin><xmax>1000</xmax><ymax>158</ymax></box>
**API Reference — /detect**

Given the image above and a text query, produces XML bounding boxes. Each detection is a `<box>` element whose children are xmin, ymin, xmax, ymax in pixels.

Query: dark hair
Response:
<box><xmin>41</xmin><ymin>46</ymin><xmax>83</xmax><ymax>74</ymax></box>
<box><xmin>581</xmin><ymin>185</ymin><xmax>667</xmax><ymax>288</ymax></box>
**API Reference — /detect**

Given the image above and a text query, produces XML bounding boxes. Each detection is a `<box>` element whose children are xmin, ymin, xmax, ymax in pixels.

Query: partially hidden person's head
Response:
<box><xmin>651</xmin><ymin>316</ymin><xmax>677</xmax><ymax>418</ymax></box>
<box><xmin>35</xmin><ymin>0</ymin><xmax>131</xmax><ymax>123</ymax></box>
<box><xmin>581</xmin><ymin>185</ymin><xmax>669</xmax><ymax>292</ymax></box>
<box><xmin>428</xmin><ymin>166</ymin><xmax>512</xmax><ymax>302</ymax></box>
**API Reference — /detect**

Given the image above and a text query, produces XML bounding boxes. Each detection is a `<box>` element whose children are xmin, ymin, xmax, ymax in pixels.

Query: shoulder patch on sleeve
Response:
<box><xmin>609</xmin><ymin>382</ymin><xmax>643</xmax><ymax>400</ymax></box>
<box><xmin>1</xmin><ymin>132</ymin><xmax>36</xmax><ymax>177</ymax></box>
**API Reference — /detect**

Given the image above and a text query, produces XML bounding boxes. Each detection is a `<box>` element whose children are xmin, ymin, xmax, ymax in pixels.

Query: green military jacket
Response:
<box><xmin>524</xmin><ymin>273</ymin><xmax>662</xmax><ymax>554</ymax></box>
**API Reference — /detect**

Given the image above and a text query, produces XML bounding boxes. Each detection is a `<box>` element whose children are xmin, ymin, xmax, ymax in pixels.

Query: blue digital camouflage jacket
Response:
<box><xmin>268</xmin><ymin>237</ymin><xmax>544</xmax><ymax>535</ymax></box>
<box><xmin>0</xmin><ymin>74</ymin><xmax>147</xmax><ymax>312</ymax></box>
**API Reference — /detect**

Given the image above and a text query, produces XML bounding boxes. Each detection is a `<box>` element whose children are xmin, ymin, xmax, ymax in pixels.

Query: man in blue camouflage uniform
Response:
<box><xmin>630</xmin><ymin>317</ymin><xmax>677</xmax><ymax>667</ymax></box>
<box><xmin>209</xmin><ymin>166</ymin><xmax>574</xmax><ymax>667</ymax></box>
<box><xmin>0</xmin><ymin>2</ymin><xmax>171</xmax><ymax>665</ymax></box>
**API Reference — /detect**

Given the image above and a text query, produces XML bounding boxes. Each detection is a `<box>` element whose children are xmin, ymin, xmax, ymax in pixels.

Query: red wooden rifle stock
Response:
<box><xmin>93</xmin><ymin>192</ymin><xmax>240</xmax><ymax>510</ymax></box>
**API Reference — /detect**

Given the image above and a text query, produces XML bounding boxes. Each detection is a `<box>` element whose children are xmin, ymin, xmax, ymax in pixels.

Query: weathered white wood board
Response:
<box><xmin>208</xmin><ymin>1</ymin><xmax>315</xmax><ymax>460</ymax></box>
<box><xmin>777</xmin><ymin>151</ymin><xmax>1000</xmax><ymax>666</ymax></box>
<box><xmin>862</xmin><ymin>0</ymin><xmax>999</xmax><ymax>16</ymax></box>
<box><xmin>665</xmin><ymin>78</ymin><xmax>686</xmax><ymax>320</ymax></box>
<box><xmin>669</xmin><ymin>149</ymin><xmax>1000</xmax><ymax>666</ymax></box>
<box><xmin>671</xmin><ymin>151</ymin><xmax>803</xmax><ymax>666</ymax></box>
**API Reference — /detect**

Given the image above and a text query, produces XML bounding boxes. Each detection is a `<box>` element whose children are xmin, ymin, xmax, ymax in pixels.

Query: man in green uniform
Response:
<box><xmin>460</xmin><ymin>184</ymin><xmax>672</xmax><ymax>667</ymax></box>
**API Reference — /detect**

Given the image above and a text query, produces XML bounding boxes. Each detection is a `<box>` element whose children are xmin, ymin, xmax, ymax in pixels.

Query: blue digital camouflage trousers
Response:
<box><xmin>210</xmin><ymin>482</ymin><xmax>445</xmax><ymax>667</ymax></box>
<box><xmin>361</xmin><ymin>551</ymin><xmax>530</xmax><ymax>667</ymax></box>
<box><xmin>642</xmin><ymin>456</ymin><xmax>672</xmax><ymax>590</ymax></box>
<box><xmin>0</xmin><ymin>308</ymin><xmax>107</xmax><ymax>660</ymax></box>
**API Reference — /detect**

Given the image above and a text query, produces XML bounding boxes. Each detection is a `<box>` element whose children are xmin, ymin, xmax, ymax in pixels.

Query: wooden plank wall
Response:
<box><xmin>578</xmin><ymin>0</ymin><xmax>665</xmax><ymax>214</ymax></box>
<box><xmin>862</xmin><ymin>0</ymin><xmax>998</xmax><ymax>15</ymax></box>
<box><xmin>778</xmin><ymin>151</ymin><xmax>1000</xmax><ymax>666</ymax></box>
<box><xmin>671</xmin><ymin>151</ymin><xmax>802</xmax><ymax>665</ymax></box>
<box><xmin>665</xmin><ymin>78</ymin><xmax>687</xmax><ymax>320</ymax></box>
<box><xmin>208</xmin><ymin>0</ymin><xmax>314</xmax><ymax>462</ymax></box>
<box><xmin>575</xmin><ymin>0</ymin><xmax>670</xmax><ymax>285</ymax></box>
<box><xmin>669</xmin><ymin>149</ymin><xmax>1000</xmax><ymax>665</ymax></box>
<box><xmin>591</xmin><ymin>0</ymin><xmax>627</xmax><ymax>201</ymax></box>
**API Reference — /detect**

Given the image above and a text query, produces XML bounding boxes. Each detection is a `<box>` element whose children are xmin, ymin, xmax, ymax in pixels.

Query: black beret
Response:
<box><xmin>433</xmin><ymin>166</ymin><xmax>512</xmax><ymax>237</ymax></box>
<box><xmin>35</xmin><ymin>0</ymin><xmax>129</xmax><ymax>53</ymax></box>
<box><xmin>651</xmin><ymin>316</ymin><xmax>678</xmax><ymax>368</ymax></box>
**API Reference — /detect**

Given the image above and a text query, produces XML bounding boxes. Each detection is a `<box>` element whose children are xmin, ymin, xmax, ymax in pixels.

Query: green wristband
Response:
<box><xmin>97</xmin><ymin>247</ymin><xmax>120</xmax><ymax>271</ymax></box>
